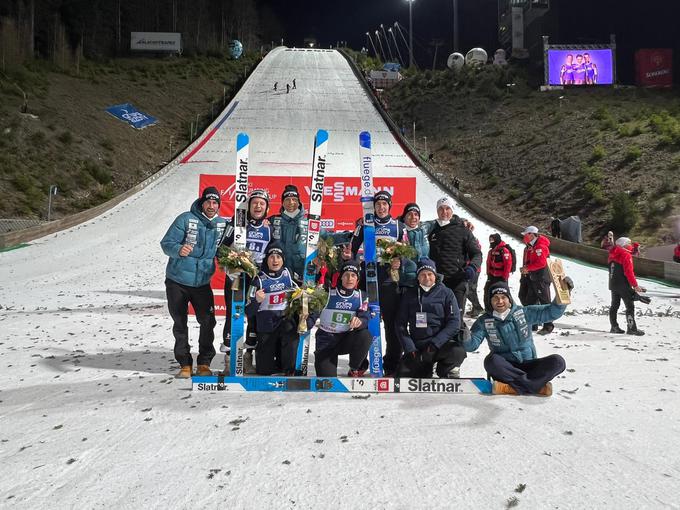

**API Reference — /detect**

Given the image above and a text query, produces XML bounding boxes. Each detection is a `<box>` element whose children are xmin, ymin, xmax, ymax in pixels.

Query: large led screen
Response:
<box><xmin>548</xmin><ymin>49</ymin><xmax>613</xmax><ymax>86</ymax></box>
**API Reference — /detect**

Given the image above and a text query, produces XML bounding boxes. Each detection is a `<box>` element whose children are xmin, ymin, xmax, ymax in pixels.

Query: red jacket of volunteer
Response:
<box><xmin>487</xmin><ymin>241</ymin><xmax>513</xmax><ymax>280</ymax></box>
<box><xmin>523</xmin><ymin>235</ymin><xmax>550</xmax><ymax>272</ymax></box>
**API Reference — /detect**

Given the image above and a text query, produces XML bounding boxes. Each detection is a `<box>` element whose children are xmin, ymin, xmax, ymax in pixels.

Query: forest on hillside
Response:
<box><xmin>0</xmin><ymin>0</ymin><xmax>282</xmax><ymax>69</ymax></box>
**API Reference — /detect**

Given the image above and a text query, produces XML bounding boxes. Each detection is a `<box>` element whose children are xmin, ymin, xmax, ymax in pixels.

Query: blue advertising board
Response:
<box><xmin>105</xmin><ymin>103</ymin><xmax>157</xmax><ymax>129</ymax></box>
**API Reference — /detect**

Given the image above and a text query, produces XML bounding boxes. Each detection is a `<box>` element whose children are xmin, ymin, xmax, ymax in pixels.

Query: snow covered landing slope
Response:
<box><xmin>1</xmin><ymin>48</ymin><xmax>679</xmax><ymax>509</ymax></box>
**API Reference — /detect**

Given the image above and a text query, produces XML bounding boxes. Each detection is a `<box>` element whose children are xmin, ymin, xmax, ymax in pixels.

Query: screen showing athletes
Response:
<box><xmin>548</xmin><ymin>49</ymin><xmax>614</xmax><ymax>86</ymax></box>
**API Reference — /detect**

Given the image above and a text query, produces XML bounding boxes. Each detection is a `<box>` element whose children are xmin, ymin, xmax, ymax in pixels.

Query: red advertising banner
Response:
<box><xmin>635</xmin><ymin>49</ymin><xmax>673</xmax><ymax>88</ymax></box>
<box><xmin>198</xmin><ymin>174</ymin><xmax>417</xmax><ymax>315</ymax></box>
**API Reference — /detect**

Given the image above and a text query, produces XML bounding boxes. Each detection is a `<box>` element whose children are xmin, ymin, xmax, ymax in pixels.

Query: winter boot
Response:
<box><xmin>175</xmin><ymin>365</ymin><xmax>192</xmax><ymax>379</ymax></box>
<box><xmin>626</xmin><ymin>314</ymin><xmax>645</xmax><ymax>336</ymax></box>
<box><xmin>537</xmin><ymin>323</ymin><xmax>555</xmax><ymax>335</ymax></box>
<box><xmin>445</xmin><ymin>366</ymin><xmax>461</xmax><ymax>379</ymax></box>
<box><xmin>537</xmin><ymin>382</ymin><xmax>553</xmax><ymax>397</ymax></box>
<box><xmin>243</xmin><ymin>350</ymin><xmax>256</xmax><ymax>375</ymax></box>
<box><xmin>196</xmin><ymin>364</ymin><xmax>212</xmax><ymax>376</ymax></box>
<box><xmin>492</xmin><ymin>381</ymin><xmax>517</xmax><ymax>395</ymax></box>
<box><xmin>609</xmin><ymin>325</ymin><xmax>625</xmax><ymax>334</ymax></box>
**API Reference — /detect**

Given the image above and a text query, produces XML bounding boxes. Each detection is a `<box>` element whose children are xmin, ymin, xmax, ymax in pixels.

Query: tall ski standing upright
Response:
<box><xmin>229</xmin><ymin>132</ymin><xmax>249</xmax><ymax>376</ymax></box>
<box><xmin>359</xmin><ymin>131</ymin><xmax>384</xmax><ymax>377</ymax></box>
<box><xmin>295</xmin><ymin>129</ymin><xmax>329</xmax><ymax>375</ymax></box>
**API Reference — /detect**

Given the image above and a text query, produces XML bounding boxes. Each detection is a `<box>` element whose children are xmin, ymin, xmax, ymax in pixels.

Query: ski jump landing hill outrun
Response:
<box><xmin>1</xmin><ymin>47</ymin><xmax>679</xmax><ymax>508</ymax></box>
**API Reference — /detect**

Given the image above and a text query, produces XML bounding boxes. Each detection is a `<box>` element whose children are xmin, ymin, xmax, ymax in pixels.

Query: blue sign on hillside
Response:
<box><xmin>105</xmin><ymin>103</ymin><xmax>157</xmax><ymax>129</ymax></box>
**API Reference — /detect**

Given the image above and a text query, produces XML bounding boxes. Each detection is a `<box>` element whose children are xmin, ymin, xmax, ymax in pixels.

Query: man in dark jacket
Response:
<box><xmin>427</xmin><ymin>197</ymin><xmax>482</xmax><ymax>317</ymax></box>
<box><xmin>608</xmin><ymin>237</ymin><xmax>648</xmax><ymax>335</ymax></box>
<box><xmin>396</xmin><ymin>258</ymin><xmax>465</xmax><ymax>378</ymax></box>
<box><xmin>518</xmin><ymin>225</ymin><xmax>554</xmax><ymax>335</ymax></box>
<box><xmin>465</xmin><ymin>282</ymin><xmax>568</xmax><ymax>396</ymax></box>
<box><xmin>160</xmin><ymin>186</ymin><xmax>230</xmax><ymax>378</ymax></box>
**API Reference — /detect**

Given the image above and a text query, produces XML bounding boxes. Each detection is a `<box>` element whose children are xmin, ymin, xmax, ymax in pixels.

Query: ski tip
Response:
<box><xmin>359</xmin><ymin>131</ymin><xmax>371</xmax><ymax>148</ymax></box>
<box><xmin>315</xmin><ymin>129</ymin><xmax>329</xmax><ymax>147</ymax></box>
<box><xmin>236</xmin><ymin>132</ymin><xmax>249</xmax><ymax>150</ymax></box>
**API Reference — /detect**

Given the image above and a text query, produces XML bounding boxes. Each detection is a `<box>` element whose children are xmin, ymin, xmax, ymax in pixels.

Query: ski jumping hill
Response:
<box><xmin>1</xmin><ymin>47</ymin><xmax>679</xmax><ymax>508</ymax></box>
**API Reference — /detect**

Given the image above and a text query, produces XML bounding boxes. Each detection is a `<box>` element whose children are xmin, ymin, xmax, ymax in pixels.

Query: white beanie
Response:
<box><xmin>615</xmin><ymin>237</ymin><xmax>631</xmax><ymax>247</ymax></box>
<box><xmin>436</xmin><ymin>197</ymin><xmax>454</xmax><ymax>210</ymax></box>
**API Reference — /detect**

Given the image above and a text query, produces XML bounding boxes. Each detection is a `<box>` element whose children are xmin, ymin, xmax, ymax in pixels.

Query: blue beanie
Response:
<box><xmin>417</xmin><ymin>258</ymin><xmax>437</xmax><ymax>276</ymax></box>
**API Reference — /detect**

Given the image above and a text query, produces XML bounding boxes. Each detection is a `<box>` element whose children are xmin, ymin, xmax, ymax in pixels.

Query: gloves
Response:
<box><xmin>420</xmin><ymin>344</ymin><xmax>437</xmax><ymax>364</ymax></box>
<box><xmin>562</xmin><ymin>276</ymin><xmax>574</xmax><ymax>291</ymax></box>
<box><xmin>463</xmin><ymin>265</ymin><xmax>476</xmax><ymax>281</ymax></box>
<box><xmin>632</xmin><ymin>292</ymin><xmax>651</xmax><ymax>304</ymax></box>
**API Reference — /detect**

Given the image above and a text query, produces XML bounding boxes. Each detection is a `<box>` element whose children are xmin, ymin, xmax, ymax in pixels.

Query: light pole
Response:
<box><xmin>47</xmin><ymin>184</ymin><xmax>58</xmax><ymax>221</ymax></box>
<box><xmin>453</xmin><ymin>0</ymin><xmax>459</xmax><ymax>52</ymax></box>
<box><xmin>407</xmin><ymin>0</ymin><xmax>415</xmax><ymax>68</ymax></box>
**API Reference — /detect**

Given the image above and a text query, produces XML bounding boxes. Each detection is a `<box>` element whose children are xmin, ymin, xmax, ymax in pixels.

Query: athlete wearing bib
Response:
<box><xmin>246</xmin><ymin>242</ymin><xmax>312</xmax><ymax>375</ymax></box>
<box><xmin>314</xmin><ymin>261</ymin><xmax>372</xmax><ymax>377</ymax></box>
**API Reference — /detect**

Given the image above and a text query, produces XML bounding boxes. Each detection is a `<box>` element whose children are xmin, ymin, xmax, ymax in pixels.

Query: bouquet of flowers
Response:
<box><xmin>376</xmin><ymin>239</ymin><xmax>417</xmax><ymax>282</ymax></box>
<box><xmin>285</xmin><ymin>284</ymin><xmax>328</xmax><ymax>333</ymax></box>
<box><xmin>217</xmin><ymin>246</ymin><xmax>258</xmax><ymax>290</ymax></box>
<box><xmin>316</xmin><ymin>236</ymin><xmax>339</xmax><ymax>276</ymax></box>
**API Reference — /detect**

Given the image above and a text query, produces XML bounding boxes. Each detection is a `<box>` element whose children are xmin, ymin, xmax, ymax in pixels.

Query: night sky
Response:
<box><xmin>261</xmin><ymin>0</ymin><xmax>680</xmax><ymax>83</ymax></box>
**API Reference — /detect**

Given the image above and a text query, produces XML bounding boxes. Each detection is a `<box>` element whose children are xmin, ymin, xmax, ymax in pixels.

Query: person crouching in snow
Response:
<box><xmin>314</xmin><ymin>260</ymin><xmax>372</xmax><ymax>377</ymax></box>
<box><xmin>395</xmin><ymin>258</ymin><xmax>465</xmax><ymax>379</ymax></box>
<box><xmin>246</xmin><ymin>242</ymin><xmax>311</xmax><ymax>375</ymax></box>
<box><xmin>464</xmin><ymin>281</ymin><xmax>570</xmax><ymax>396</ymax></box>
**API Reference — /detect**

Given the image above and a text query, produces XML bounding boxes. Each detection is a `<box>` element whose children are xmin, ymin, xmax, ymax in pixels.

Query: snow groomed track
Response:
<box><xmin>1</xmin><ymin>47</ymin><xmax>679</xmax><ymax>508</ymax></box>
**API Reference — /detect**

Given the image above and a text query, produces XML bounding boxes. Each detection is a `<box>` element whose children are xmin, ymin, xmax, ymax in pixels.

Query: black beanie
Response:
<box><xmin>489</xmin><ymin>281</ymin><xmax>513</xmax><ymax>304</ymax></box>
<box><xmin>282</xmin><ymin>184</ymin><xmax>300</xmax><ymax>202</ymax></box>
<box><xmin>373</xmin><ymin>190</ymin><xmax>392</xmax><ymax>208</ymax></box>
<box><xmin>265</xmin><ymin>241</ymin><xmax>285</xmax><ymax>261</ymax></box>
<box><xmin>401</xmin><ymin>202</ymin><xmax>421</xmax><ymax>219</ymax></box>
<box><xmin>200</xmin><ymin>186</ymin><xmax>221</xmax><ymax>206</ymax></box>
<box><xmin>340</xmin><ymin>260</ymin><xmax>361</xmax><ymax>277</ymax></box>
<box><xmin>489</xmin><ymin>233</ymin><xmax>502</xmax><ymax>247</ymax></box>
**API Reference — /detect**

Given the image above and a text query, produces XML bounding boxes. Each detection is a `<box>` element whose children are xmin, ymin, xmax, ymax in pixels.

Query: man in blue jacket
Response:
<box><xmin>160</xmin><ymin>187</ymin><xmax>230</xmax><ymax>379</ymax></box>
<box><xmin>465</xmin><ymin>281</ymin><xmax>569</xmax><ymax>396</ymax></box>
<box><xmin>395</xmin><ymin>258</ymin><xmax>465</xmax><ymax>378</ymax></box>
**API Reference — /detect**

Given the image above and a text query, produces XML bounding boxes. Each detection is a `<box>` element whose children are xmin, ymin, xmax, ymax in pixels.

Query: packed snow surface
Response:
<box><xmin>1</xmin><ymin>48</ymin><xmax>679</xmax><ymax>509</ymax></box>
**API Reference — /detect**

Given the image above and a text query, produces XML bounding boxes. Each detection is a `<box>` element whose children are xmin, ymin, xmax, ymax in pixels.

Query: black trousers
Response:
<box><xmin>256</xmin><ymin>326</ymin><xmax>299</xmax><ymax>375</ymax></box>
<box><xmin>519</xmin><ymin>272</ymin><xmax>553</xmax><ymax>329</ymax></box>
<box><xmin>314</xmin><ymin>328</ymin><xmax>373</xmax><ymax>377</ymax></box>
<box><xmin>396</xmin><ymin>341</ymin><xmax>467</xmax><ymax>378</ymax></box>
<box><xmin>467</xmin><ymin>272</ymin><xmax>483</xmax><ymax>310</ymax></box>
<box><xmin>222</xmin><ymin>274</ymin><xmax>257</xmax><ymax>348</ymax></box>
<box><xmin>484</xmin><ymin>353</ymin><xmax>565</xmax><ymax>394</ymax></box>
<box><xmin>609</xmin><ymin>290</ymin><xmax>635</xmax><ymax>327</ymax></box>
<box><xmin>483</xmin><ymin>276</ymin><xmax>507</xmax><ymax>312</ymax></box>
<box><xmin>442</xmin><ymin>274</ymin><xmax>467</xmax><ymax>317</ymax></box>
<box><xmin>380</xmin><ymin>281</ymin><xmax>402</xmax><ymax>373</ymax></box>
<box><xmin>165</xmin><ymin>278</ymin><xmax>216</xmax><ymax>367</ymax></box>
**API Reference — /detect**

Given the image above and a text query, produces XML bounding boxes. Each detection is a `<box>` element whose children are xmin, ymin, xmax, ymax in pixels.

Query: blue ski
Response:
<box><xmin>229</xmin><ymin>132</ymin><xmax>249</xmax><ymax>376</ymax></box>
<box><xmin>359</xmin><ymin>131</ymin><xmax>384</xmax><ymax>377</ymax></box>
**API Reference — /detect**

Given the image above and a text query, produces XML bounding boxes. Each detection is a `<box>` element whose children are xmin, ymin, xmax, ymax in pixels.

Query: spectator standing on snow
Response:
<box><xmin>518</xmin><ymin>225</ymin><xmax>554</xmax><ymax>335</ymax></box>
<box><xmin>608</xmin><ymin>237</ymin><xmax>649</xmax><ymax>336</ymax></box>
<box><xmin>160</xmin><ymin>187</ymin><xmax>230</xmax><ymax>378</ymax></box>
